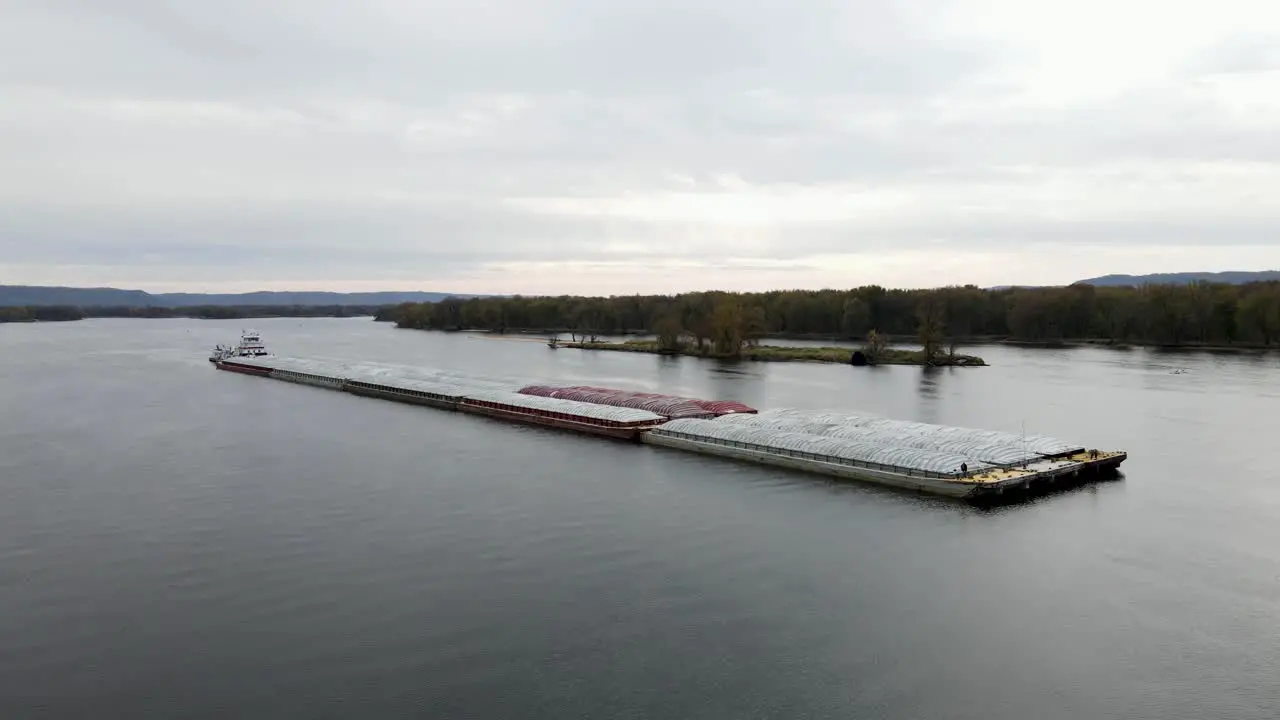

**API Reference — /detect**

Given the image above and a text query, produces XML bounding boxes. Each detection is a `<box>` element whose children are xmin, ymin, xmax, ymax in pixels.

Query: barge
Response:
<box><xmin>644</xmin><ymin>415</ymin><xmax>1125</xmax><ymax>501</ymax></box>
<box><xmin>210</xmin><ymin>332</ymin><xmax>1127</xmax><ymax>502</ymax></box>
<box><xmin>217</xmin><ymin>359</ymin><xmax>273</xmax><ymax>377</ymax></box>
<box><xmin>210</xmin><ymin>331</ymin><xmax>668</xmax><ymax>440</ymax></box>
<box><xmin>458</xmin><ymin>389</ymin><xmax>666</xmax><ymax>441</ymax></box>
<box><xmin>342</xmin><ymin>375</ymin><xmax>471</xmax><ymax>411</ymax></box>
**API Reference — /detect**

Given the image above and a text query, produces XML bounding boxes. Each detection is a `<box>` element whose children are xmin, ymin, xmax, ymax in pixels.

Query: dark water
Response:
<box><xmin>2</xmin><ymin>318</ymin><xmax>1278</xmax><ymax>718</ymax></box>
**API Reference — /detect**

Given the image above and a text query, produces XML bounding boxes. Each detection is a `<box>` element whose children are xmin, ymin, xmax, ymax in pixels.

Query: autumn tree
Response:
<box><xmin>742</xmin><ymin>304</ymin><xmax>769</xmax><ymax>347</ymax></box>
<box><xmin>863</xmin><ymin>329</ymin><xmax>888</xmax><ymax>364</ymax></box>
<box><xmin>654</xmin><ymin>313</ymin><xmax>684</xmax><ymax>352</ymax></box>
<box><xmin>840</xmin><ymin>297</ymin><xmax>870</xmax><ymax>339</ymax></box>
<box><xmin>0</xmin><ymin>307</ymin><xmax>31</xmax><ymax>323</ymax></box>
<box><xmin>916</xmin><ymin>298</ymin><xmax>946</xmax><ymax>362</ymax></box>
<box><xmin>710</xmin><ymin>297</ymin><xmax>746</xmax><ymax>356</ymax></box>
<box><xmin>680</xmin><ymin>293</ymin><xmax>715</xmax><ymax>353</ymax></box>
<box><xmin>1238</xmin><ymin>285</ymin><xmax>1280</xmax><ymax>345</ymax></box>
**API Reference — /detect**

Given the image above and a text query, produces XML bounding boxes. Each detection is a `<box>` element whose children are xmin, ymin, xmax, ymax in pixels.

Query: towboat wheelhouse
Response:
<box><xmin>235</xmin><ymin>330</ymin><xmax>268</xmax><ymax>357</ymax></box>
<box><xmin>210</xmin><ymin>330</ymin><xmax>270</xmax><ymax>362</ymax></box>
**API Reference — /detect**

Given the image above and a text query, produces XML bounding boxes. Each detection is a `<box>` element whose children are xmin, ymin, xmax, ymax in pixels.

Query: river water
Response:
<box><xmin>2</xmin><ymin>318</ymin><xmax>1278</xmax><ymax>718</ymax></box>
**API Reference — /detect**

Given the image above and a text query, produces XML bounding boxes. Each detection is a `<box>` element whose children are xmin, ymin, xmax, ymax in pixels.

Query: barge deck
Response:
<box><xmin>643</xmin><ymin>417</ymin><xmax>1126</xmax><ymax>502</ymax></box>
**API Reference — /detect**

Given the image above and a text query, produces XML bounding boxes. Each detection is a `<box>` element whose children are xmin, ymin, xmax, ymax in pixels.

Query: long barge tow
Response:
<box><xmin>211</xmin><ymin>331</ymin><xmax>1127</xmax><ymax>503</ymax></box>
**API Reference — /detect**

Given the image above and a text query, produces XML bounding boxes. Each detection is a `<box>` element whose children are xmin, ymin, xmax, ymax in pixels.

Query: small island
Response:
<box><xmin>391</xmin><ymin>291</ymin><xmax>991</xmax><ymax>366</ymax></box>
<box><xmin>549</xmin><ymin>297</ymin><xmax>985</xmax><ymax>366</ymax></box>
<box><xmin>560</xmin><ymin>335</ymin><xmax>985</xmax><ymax>367</ymax></box>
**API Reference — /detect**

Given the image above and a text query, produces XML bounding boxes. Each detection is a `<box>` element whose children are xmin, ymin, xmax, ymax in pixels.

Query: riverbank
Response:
<box><xmin>562</xmin><ymin>340</ymin><xmax>986</xmax><ymax>366</ymax></box>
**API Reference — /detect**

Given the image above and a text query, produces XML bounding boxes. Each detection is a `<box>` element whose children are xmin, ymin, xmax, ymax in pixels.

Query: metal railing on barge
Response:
<box><xmin>344</xmin><ymin>378</ymin><xmax>464</xmax><ymax>404</ymax></box>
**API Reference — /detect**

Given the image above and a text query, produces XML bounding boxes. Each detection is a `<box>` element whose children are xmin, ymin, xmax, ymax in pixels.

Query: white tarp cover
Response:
<box><xmin>230</xmin><ymin>355</ymin><xmax>524</xmax><ymax>394</ymax></box>
<box><xmin>654</xmin><ymin>418</ymin><xmax>994</xmax><ymax>476</ymax></box>
<box><xmin>755</xmin><ymin>408</ymin><xmax>1082</xmax><ymax>456</ymax></box>
<box><xmin>718</xmin><ymin>414</ymin><xmax>1044</xmax><ymax>466</ymax></box>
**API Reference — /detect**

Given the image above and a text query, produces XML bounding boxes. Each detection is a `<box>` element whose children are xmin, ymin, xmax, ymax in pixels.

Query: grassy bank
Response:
<box><xmin>562</xmin><ymin>340</ymin><xmax>986</xmax><ymax>366</ymax></box>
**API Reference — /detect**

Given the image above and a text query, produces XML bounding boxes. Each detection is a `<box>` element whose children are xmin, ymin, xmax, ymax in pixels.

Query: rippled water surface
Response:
<box><xmin>2</xmin><ymin>318</ymin><xmax>1278</xmax><ymax>718</ymax></box>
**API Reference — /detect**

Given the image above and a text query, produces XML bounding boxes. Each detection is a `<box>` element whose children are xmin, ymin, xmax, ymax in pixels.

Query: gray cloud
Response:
<box><xmin>2</xmin><ymin>0</ymin><xmax>1278</xmax><ymax>292</ymax></box>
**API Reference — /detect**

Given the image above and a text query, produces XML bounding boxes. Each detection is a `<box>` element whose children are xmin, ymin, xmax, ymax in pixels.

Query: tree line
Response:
<box><xmin>0</xmin><ymin>305</ymin><xmax>383</xmax><ymax>323</ymax></box>
<box><xmin>0</xmin><ymin>305</ymin><xmax>85</xmax><ymax>323</ymax></box>
<box><xmin>381</xmin><ymin>281</ymin><xmax>1280</xmax><ymax>350</ymax></box>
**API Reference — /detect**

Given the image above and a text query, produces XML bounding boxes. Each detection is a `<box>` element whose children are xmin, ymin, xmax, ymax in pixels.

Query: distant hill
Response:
<box><xmin>0</xmin><ymin>285</ymin><xmax>482</xmax><ymax>308</ymax></box>
<box><xmin>1074</xmin><ymin>271</ymin><xmax>1280</xmax><ymax>287</ymax></box>
<box><xmin>150</xmin><ymin>290</ymin><xmax>480</xmax><ymax>307</ymax></box>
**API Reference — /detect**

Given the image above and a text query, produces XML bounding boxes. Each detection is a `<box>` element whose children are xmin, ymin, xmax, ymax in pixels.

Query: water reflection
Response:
<box><xmin>915</xmin><ymin>367</ymin><xmax>942</xmax><ymax>424</ymax></box>
<box><xmin>707</xmin><ymin>362</ymin><xmax>756</xmax><ymax>377</ymax></box>
<box><xmin>969</xmin><ymin>477</ymin><xmax>1128</xmax><ymax>515</ymax></box>
<box><xmin>652</xmin><ymin>354</ymin><xmax>688</xmax><ymax>394</ymax></box>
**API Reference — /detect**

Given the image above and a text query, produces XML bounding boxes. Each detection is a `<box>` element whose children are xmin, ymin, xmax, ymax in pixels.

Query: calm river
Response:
<box><xmin>2</xmin><ymin>318</ymin><xmax>1278</xmax><ymax>718</ymax></box>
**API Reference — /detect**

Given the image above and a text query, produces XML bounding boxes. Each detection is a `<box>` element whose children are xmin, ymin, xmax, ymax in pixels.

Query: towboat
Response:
<box><xmin>210</xmin><ymin>330</ymin><xmax>273</xmax><ymax>374</ymax></box>
<box><xmin>210</xmin><ymin>330</ymin><xmax>269</xmax><ymax>361</ymax></box>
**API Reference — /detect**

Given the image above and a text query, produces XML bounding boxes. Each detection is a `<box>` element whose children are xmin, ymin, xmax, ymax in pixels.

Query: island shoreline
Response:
<box><xmin>559</xmin><ymin>340</ymin><xmax>987</xmax><ymax>367</ymax></box>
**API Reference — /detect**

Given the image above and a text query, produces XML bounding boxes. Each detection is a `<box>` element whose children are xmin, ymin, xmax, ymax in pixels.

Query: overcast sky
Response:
<box><xmin>2</xmin><ymin>0</ymin><xmax>1278</xmax><ymax>294</ymax></box>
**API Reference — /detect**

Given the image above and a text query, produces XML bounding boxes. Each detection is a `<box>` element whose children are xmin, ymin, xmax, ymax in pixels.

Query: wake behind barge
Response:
<box><xmin>211</xmin><ymin>332</ymin><xmax>1126</xmax><ymax>502</ymax></box>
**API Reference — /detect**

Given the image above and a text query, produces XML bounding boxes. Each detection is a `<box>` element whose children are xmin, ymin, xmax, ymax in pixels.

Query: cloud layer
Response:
<box><xmin>3</xmin><ymin>0</ymin><xmax>1278</xmax><ymax>293</ymax></box>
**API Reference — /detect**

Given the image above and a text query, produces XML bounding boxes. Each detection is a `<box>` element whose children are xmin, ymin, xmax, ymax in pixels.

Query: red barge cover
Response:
<box><xmin>518</xmin><ymin>384</ymin><xmax>756</xmax><ymax>419</ymax></box>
